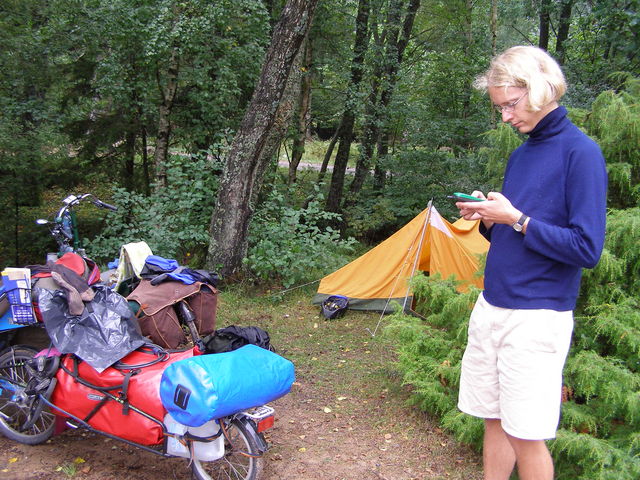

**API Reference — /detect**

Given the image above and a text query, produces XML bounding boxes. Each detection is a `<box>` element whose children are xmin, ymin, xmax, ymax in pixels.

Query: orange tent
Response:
<box><xmin>312</xmin><ymin>203</ymin><xmax>489</xmax><ymax>313</ymax></box>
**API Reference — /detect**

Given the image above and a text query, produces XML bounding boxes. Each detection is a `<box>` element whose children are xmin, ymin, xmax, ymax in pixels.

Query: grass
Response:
<box><xmin>278</xmin><ymin>139</ymin><xmax>360</xmax><ymax>168</ymax></box>
<box><xmin>217</xmin><ymin>282</ymin><xmax>404</xmax><ymax>402</ymax></box>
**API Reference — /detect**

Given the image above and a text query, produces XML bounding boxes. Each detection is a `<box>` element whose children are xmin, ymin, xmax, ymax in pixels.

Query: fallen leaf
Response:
<box><xmin>8</xmin><ymin>458</ymin><xmax>17</xmax><ymax>464</ymax></box>
<box><xmin>74</xmin><ymin>457</ymin><xmax>86</xmax><ymax>464</ymax></box>
<box><xmin>313</xmin><ymin>323</ymin><xmax>318</xmax><ymax>328</ymax></box>
<box><xmin>337</xmin><ymin>396</ymin><xmax>347</xmax><ymax>401</ymax></box>
<box><xmin>384</xmin><ymin>433</ymin><xmax>392</xmax><ymax>440</ymax></box>
<box><xmin>299</xmin><ymin>447</ymin><xmax>307</xmax><ymax>452</ymax></box>
<box><xmin>323</xmin><ymin>407</ymin><xmax>332</xmax><ymax>413</ymax></box>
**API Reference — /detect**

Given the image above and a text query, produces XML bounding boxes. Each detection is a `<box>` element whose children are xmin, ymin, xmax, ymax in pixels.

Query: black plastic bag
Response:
<box><xmin>37</xmin><ymin>285</ymin><xmax>146</xmax><ymax>372</ymax></box>
<box><xmin>202</xmin><ymin>325</ymin><xmax>273</xmax><ymax>353</ymax></box>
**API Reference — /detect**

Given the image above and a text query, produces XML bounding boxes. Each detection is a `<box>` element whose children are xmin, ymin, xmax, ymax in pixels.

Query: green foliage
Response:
<box><xmin>477</xmin><ymin>123</ymin><xmax>522</xmax><ymax>189</ymax></box>
<box><xmin>550</xmin><ymin>429</ymin><xmax>640</xmax><ymax>480</ymax></box>
<box><xmin>383</xmin><ymin>275</ymin><xmax>483</xmax><ymax>445</ymax></box>
<box><xmin>348</xmin><ymin>148</ymin><xmax>492</xmax><ymax>241</ymax></box>
<box><xmin>245</xmin><ymin>186</ymin><xmax>357</xmax><ymax>288</ymax></box>
<box><xmin>580</xmin><ymin>208</ymin><xmax>640</xmax><ymax>306</ymax></box>
<box><xmin>585</xmin><ymin>76</ymin><xmax>640</xmax><ymax>208</ymax></box>
<box><xmin>86</xmin><ymin>152</ymin><xmax>219</xmax><ymax>265</ymax></box>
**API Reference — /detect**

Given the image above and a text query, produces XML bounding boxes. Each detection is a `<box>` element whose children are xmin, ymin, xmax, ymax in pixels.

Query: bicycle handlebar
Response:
<box><xmin>93</xmin><ymin>199</ymin><xmax>118</xmax><ymax>211</ymax></box>
<box><xmin>39</xmin><ymin>193</ymin><xmax>118</xmax><ymax>255</ymax></box>
<box><xmin>54</xmin><ymin>194</ymin><xmax>117</xmax><ymax>219</ymax></box>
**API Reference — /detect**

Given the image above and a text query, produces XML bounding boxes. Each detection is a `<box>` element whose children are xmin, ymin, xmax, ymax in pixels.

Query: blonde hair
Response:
<box><xmin>474</xmin><ymin>46</ymin><xmax>567</xmax><ymax>112</ymax></box>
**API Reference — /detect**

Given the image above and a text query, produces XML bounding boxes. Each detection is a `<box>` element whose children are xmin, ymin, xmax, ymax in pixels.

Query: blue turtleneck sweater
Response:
<box><xmin>482</xmin><ymin>106</ymin><xmax>607</xmax><ymax>311</ymax></box>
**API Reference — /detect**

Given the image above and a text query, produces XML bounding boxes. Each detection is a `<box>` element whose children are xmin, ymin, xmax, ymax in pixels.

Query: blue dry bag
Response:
<box><xmin>159</xmin><ymin>344</ymin><xmax>295</xmax><ymax>426</ymax></box>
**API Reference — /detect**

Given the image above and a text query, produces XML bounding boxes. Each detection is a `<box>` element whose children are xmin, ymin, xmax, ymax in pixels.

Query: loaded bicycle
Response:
<box><xmin>0</xmin><ymin>193</ymin><xmax>294</xmax><ymax>480</ymax></box>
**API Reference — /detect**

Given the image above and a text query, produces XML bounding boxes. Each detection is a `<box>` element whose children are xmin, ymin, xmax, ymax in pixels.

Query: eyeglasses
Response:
<box><xmin>494</xmin><ymin>91</ymin><xmax>528</xmax><ymax>113</ymax></box>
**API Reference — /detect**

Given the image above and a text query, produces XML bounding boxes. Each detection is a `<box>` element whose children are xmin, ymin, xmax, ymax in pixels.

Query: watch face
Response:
<box><xmin>512</xmin><ymin>222</ymin><xmax>523</xmax><ymax>232</ymax></box>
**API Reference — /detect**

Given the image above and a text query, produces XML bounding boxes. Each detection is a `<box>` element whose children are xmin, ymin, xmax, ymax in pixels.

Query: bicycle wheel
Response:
<box><xmin>191</xmin><ymin>418</ymin><xmax>264</xmax><ymax>480</ymax></box>
<box><xmin>0</xmin><ymin>346</ymin><xmax>56</xmax><ymax>445</ymax></box>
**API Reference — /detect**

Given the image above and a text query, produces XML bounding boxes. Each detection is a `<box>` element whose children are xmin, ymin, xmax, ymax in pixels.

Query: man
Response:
<box><xmin>455</xmin><ymin>46</ymin><xmax>607</xmax><ymax>480</ymax></box>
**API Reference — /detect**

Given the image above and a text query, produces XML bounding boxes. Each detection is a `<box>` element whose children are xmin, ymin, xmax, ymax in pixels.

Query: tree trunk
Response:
<box><xmin>555</xmin><ymin>0</ymin><xmax>573</xmax><ymax>65</ymax></box>
<box><xmin>353</xmin><ymin>0</ymin><xmax>420</xmax><ymax>196</ymax></box>
<box><xmin>206</xmin><ymin>0</ymin><xmax>319</xmax><ymax>278</ymax></box>
<box><xmin>538</xmin><ymin>0</ymin><xmax>551</xmax><ymax>51</ymax></box>
<box><xmin>325</xmin><ymin>0</ymin><xmax>371</xmax><ymax>214</ymax></box>
<box><xmin>317</xmin><ymin>125</ymin><xmax>340</xmax><ymax>184</ymax></box>
<box><xmin>123</xmin><ymin>131</ymin><xmax>136</xmax><ymax>191</ymax></box>
<box><xmin>491</xmin><ymin>0</ymin><xmax>497</xmax><ymax>56</ymax></box>
<box><xmin>289</xmin><ymin>38</ymin><xmax>313</xmax><ymax>184</ymax></box>
<box><xmin>141</xmin><ymin>126</ymin><xmax>150</xmax><ymax>195</ymax></box>
<box><xmin>461</xmin><ymin>0</ymin><xmax>474</xmax><ymax>121</ymax></box>
<box><xmin>154</xmin><ymin>47</ymin><xmax>180</xmax><ymax>190</ymax></box>
<box><xmin>490</xmin><ymin>0</ymin><xmax>498</xmax><ymax>127</ymax></box>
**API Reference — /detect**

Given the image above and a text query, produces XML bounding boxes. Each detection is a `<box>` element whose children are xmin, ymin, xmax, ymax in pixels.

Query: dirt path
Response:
<box><xmin>1</xmin><ymin>297</ymin><xmax>483</xmax><ymax>480</ymax></box>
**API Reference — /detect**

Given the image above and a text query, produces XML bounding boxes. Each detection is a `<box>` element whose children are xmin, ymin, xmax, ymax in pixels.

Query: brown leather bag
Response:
<box><xmin>127</xmin><ymin>279</ymin><xmax>217</xmax><ymax>348</ymax></box>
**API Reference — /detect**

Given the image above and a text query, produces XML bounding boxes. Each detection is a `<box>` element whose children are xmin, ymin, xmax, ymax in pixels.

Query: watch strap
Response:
<box><xmin>512</xmin><ymin>214</ymin><xmax>528</xmax><ymax>232</ymax></box>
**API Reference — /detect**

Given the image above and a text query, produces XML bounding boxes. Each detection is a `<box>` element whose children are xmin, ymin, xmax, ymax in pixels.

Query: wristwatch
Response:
<box><xmin>512</xmin><ymin>214</ymin><xmax>529</xmax><ymax>232</ymax></box>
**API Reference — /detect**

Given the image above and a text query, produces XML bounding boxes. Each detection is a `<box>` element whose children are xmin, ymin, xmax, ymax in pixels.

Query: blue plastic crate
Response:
<box><xmin>1</xmin><ymin>269</ymin><xmax>36</xmax><ymax>326</ymax></box>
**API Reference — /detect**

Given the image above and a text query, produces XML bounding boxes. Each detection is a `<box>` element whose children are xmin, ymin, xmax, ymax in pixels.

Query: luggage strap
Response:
<box><xmin>61</xmin><ymin>356</ymin><xmax>139</xmax><ymax>418</ymax></box>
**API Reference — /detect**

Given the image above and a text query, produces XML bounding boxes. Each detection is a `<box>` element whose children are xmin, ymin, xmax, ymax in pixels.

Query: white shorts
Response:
<box><xmin>458</xmin><ymin>293</ymin><xmax>573</xmax><ymax>440</ymax></box>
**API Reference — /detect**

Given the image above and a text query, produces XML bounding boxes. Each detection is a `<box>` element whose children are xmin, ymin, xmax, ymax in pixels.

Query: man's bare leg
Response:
<box><xmin>483</xmin><ymin>419</ymin><xmax>516</xmax><ymax>480</ymax></box>
<box><xmin>507</xmin><ymin>434</ymin><xmax>554</xmax><ymax>480</ymax></box>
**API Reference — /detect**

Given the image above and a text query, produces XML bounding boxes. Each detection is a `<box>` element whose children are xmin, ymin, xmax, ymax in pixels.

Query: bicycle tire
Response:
<box><xmin>0</xmin><ymin>346</ymin><xmax>56</xmax><ymax>445</ymax></box>
<box><xmin>191</xmin><ymin>418</ymin><xmax>264</xmax><ymax>480</ymax></box>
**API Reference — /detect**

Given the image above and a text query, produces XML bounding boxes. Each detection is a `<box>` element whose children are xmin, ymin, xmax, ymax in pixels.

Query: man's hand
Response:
<box><xmin>455</xmin><ymin>191</ymin><xmax>522</xmax><ymax>230</ymax></box>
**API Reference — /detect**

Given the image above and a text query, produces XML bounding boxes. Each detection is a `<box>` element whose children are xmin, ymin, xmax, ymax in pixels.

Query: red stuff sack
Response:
<box><xmin>51</xmin><ymin>346</ymin><xmax>197</xmax><ymax>445</ymax></box>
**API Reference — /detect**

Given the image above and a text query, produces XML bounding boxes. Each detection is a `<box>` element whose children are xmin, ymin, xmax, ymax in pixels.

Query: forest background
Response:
<box><xmin>1</xmin><ymin>1</ymin><xmax>639</xmax><ymax>479</ymax></box>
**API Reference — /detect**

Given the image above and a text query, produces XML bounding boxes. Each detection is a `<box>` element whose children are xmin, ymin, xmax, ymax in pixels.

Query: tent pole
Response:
<box><xmin>401</xmin><ymin>199</ymin><xmax>433</xmax><ymax>312</ymax></box>
<box><xmin>367</xmin><ymin>201</ymin><xmax>433</xmax><ymax>337</ymax></box>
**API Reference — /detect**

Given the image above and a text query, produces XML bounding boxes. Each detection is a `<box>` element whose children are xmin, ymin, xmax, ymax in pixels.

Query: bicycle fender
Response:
<box><xmin>236</xmin><ymin>416</ymin><xmax>268</xmax><ymax>454</ymax></box>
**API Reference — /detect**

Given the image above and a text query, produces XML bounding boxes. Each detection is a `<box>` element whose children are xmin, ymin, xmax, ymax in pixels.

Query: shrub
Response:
<box><xmin>245</xmin><ymin>185</ymin><xmax>357</xmax><ymax>288</ymax></box>
<box><xmin>383</xmin><ymin>275</ymin><xmax>484</xmax><ymax>448</ymax></box>
<box><xmin>86</xmin><ymin>151</ymin><xmax>219</xmax><ymax>265</ymax></box>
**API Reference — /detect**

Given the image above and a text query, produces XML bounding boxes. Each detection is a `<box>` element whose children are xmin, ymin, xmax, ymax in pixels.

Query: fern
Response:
<box><xmin>586</xmin><ymin>77</ymin><xmax>640</xmax><ymax>208</ymax></box>
<box><xmin>559</xmin><ymin>402</ymin><xmax>599</xmax><ymax>435</ymax></box>
<box><xmin>577</xmin><ymin>301</ymin><xmax>640</xmax><ymax>368</ymax></box>
<box><xmin>565</xmin><ymin>350</ymin><xmax>640</xmax><ymax>425</ymax></box>
<box><xmin>441</xmin><ymin>409</ymin><xmax>484</xmax><ymax>448</ymax></box>
<box><xmin>550</xmin><ymin>429</ymin><xmax>640</xmax><ymax>480</ymax></box>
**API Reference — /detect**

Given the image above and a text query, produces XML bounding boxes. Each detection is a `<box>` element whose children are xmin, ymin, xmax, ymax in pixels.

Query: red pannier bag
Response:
<box><xmin>51</xmin><ymin>346</ymin><xmax>198</xmax><ymax>445</ymax></box>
